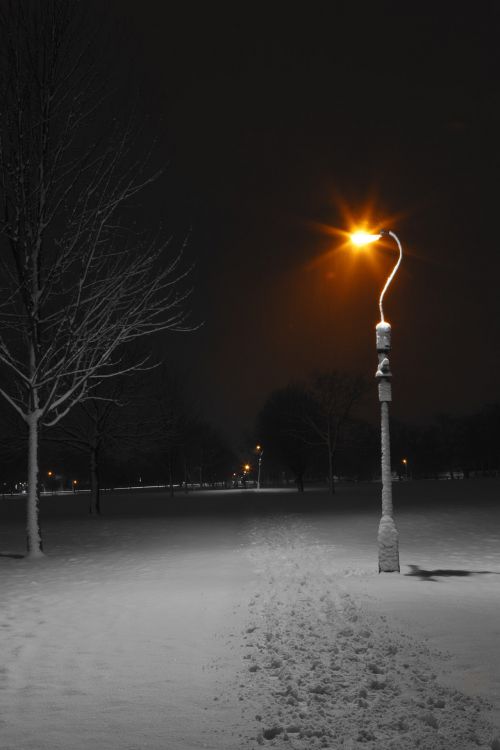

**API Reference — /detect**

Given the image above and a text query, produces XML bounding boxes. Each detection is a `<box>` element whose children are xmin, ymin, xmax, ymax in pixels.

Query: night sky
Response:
<box><xmin>105</xmin><ymin>2</ymin><xmax>500</xmax><ymax>440</ymax></box>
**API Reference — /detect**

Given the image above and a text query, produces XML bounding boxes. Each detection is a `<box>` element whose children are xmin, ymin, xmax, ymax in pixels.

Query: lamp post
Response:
<box><xmin>402</xmin><ymin>458</ymin><xmax>409</xmax><ymax>480</ymax></box>
<box><xmin>351</xmin><ymin>229</ymin><xmax>402</xmax><ymax>573</ymax></box>
<box><xmin>256</xmin><ymin>444</ymin><xmax>263</xmax><ymax>490</ymax></box>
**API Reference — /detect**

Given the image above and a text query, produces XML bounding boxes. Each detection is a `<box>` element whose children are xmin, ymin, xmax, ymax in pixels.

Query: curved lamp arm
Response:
<box><xmin>378</xmin><ymin>230</ymin><xmax>403</xmax><ymax>323</ymax></box>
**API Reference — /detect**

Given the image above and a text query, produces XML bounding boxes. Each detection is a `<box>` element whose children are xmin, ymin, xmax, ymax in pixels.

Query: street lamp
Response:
<box><xmin>256</xmin><ymin>445</ymin><xmax>264</xmax><ymax>490</ymax></box>
<box><xmin>351</xmin><ymin>228</ymin><xmax>402</xmax><ymax>573</ymax></box>
<box><xmin>402</xmin><ymin>458</ymin><xmax>409</xmax><ymax>480</ymax></box>
<box><xmin>242</xmin><ymin>463</ymin><xmax>251</xmax><ymax>490</ymax></box>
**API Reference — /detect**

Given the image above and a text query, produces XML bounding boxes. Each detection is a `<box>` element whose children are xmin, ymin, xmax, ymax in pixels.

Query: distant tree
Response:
<box><xmin>337</xmin><ymin>418</ymin><xmax>378</xmax><ymax>480</ymax></box>
<box><xmin>412</xmin><ymin>423</ymin><xmax>442</xmax><ymax>479</ymax></box>
<box><xmin>135</xmin><ymin>367</ymin><xmax>236</xmax><ymax>493</ymax></box>
<box><xmin>0</xmin><ymin>2</ymin><xmax>193</xmax><ymax>556</ymax></box>
<box><xmin>304</xmin><ymin>371</ymin><xmax>367</xmax><ymax>494</ymax></box>
<box><xmin>390</xmin><ymin>420</ymin><xmax>422</xmax><ymax>479</ymax></box>
<box><xmin>434</xmin><ymin>414</ymin><xmax>464</xmax><ymax>478</ymax></box>
<box><xmin>49</xmin><ymin>374</ymin><xmax>149</xmax><ymax>515</ymax></box>
<box><xmin>439</xmin><ymin>405</ymin><xmax>500</xmax><ymax>478</ymax></box>
<box><xmin>257</xmin><ymin>383</ymin><xmax>315</xmax><ymax>492</ymax></box>
<box><xmin>183</xmin><ymin>420</ymin><xmax>235</xmax><ymax>489</ymax></box>
<box><xmin>0</xmin><ymin>395</ymin><xmax>26</xmax><ymax>493</ymax></box>
<box><xmin>477</xmin><ymin>404</ymin><xmax>500</xmax><ymax>475</ymax></box>
<box><xmin>151</xmin><ymin>365</ymin><xmax>194</xmax><ymax>495</ymax></box>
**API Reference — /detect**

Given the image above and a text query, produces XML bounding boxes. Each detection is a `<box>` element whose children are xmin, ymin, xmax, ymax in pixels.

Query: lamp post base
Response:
<box><xmin>377</xmin><ymin>514</ymin><xmax>400</xmax><ymax>573</ymax></box>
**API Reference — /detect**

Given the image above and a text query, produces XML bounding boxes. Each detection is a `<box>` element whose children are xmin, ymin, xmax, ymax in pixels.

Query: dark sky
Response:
<box><xmin>105</xmin><ymin>2</ymin><xmax>500</xmax><ymax>440</ymax></box>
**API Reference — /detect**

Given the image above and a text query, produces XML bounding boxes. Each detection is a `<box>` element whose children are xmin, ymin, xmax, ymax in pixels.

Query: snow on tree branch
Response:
<box><xmin>0</xmin><ymin>0</ymin><xmax>196</xmax><ymax>555</ymax></box>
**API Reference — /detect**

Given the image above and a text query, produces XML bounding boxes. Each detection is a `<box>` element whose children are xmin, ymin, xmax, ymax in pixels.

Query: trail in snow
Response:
<box><xmin>230</xmin><ymin>518</ymin><xmax>500</xmax><ymax>749</ymax></box>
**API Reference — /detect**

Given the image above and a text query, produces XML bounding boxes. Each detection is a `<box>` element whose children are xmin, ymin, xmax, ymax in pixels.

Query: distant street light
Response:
<box><xmin>242</xmin><ymin>463</ymin><xmax>251</xmax><ymax>490</ymax></box>
<box><xmin>351</xmin><ymin>228</ymin><xmax>402</xmax><ymax>573</ymax></box>
<box><xmin>402</xmin><ymin>458</ymin><xmax>409</xmax><ymax>480</ymax></box>
<box><xmin>256</xmin><ymin>445</ymin><xmax>264</xmax><ymax>490</ymax></box>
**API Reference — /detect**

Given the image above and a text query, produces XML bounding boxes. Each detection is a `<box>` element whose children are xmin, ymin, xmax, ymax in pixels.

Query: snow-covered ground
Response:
<box><xmin>1</xmin><ymin>480</ymin><xmax>499</xmax><ymax>749</ymax></box>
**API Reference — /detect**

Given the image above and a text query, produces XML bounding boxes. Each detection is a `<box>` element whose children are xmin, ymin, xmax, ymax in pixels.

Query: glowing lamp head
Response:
<box><xmin>351</xmin><ymin>231</ymin><xmax>382</xmax><ymax>247</ymax></box>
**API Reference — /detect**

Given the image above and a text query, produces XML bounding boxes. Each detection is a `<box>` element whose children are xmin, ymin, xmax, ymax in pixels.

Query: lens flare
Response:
<box><xmin>351</xmin><ymin>231</ymin><xmax>382</xmax><ymax>247</ymax></box>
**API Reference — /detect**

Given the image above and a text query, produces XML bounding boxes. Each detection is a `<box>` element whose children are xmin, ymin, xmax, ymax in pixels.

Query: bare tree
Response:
<box><xmin>305</xmin><ymin>371</ymin><xmax>367</xmax><ymax>494</ymax></box>
<box><xmin>0</xmin><ymin>2</ymin><xmax>193</xmax><ymax>555</ymax></box>
<box><xmin>182</xmin><ymin>419</ymin><xmax>235</xmax><ymax>490</ymax></box>
<box><xmin>137</xmin><ymin>367</ymin><xmax>235</xmax><ymax>493</ymax></box>
<box><xmin>49</xmin><ymin>374</ymin><xmax>148</xmax><ymax>515</ymax></box>
<box><xmin>0</xmin><ymin>391</ymin><xmax>26</xmax><ymax>493</ymax></box>
<box><xmin>257</xmin><ymin>383</ymin><xmax>315</xmax><ymax>492</ymax></box>
<box><xmin>152</xmin><ymin>365</ymin><xmax>193</xmax><ymax>496</ymax></box>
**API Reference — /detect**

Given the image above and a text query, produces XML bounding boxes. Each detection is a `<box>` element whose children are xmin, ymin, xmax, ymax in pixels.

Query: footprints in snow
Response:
<box><xmin>237</xmin><ymin>555</ymin><xmax>497</xmax><ymax>748</ymax></box>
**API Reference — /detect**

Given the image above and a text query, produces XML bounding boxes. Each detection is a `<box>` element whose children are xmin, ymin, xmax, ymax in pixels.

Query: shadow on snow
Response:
<box><xmin>0</xmin><ymin>552</ymin><xmax>25</xmax><ymax>559</ymax></box>
<box><xmin>405</xmin><ymin>564</ymin><xmax>499</xmax><ymax>582</ymax></box>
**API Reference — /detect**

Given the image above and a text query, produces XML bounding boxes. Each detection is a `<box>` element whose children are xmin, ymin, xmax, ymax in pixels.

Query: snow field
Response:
<box><xmin>1</xmin><ymin>482</ymin><xmax>500</xmax><ymax>749</ymax></box>
<box><xmin>232</xmin><ymin>523</ymin><xmax>499</xmax><ymax>749</ymax></box>
<box><xmin>0</xmin><ymin>517</ymin><xmax>257</xmax><ymax>750</ymax></box>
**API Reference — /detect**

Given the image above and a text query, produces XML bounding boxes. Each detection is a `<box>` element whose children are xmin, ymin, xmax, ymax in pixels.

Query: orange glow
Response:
<box><xmin>304</xmin><ymin>195</ymin><xmax>398</xmax><ymax>273</ymax></box>
<box><xmin>351</xmin><ymin>231</ymin><xmax>382</xmax><ymax>247</ymax></box>
<box><xmin>244</xmin><ymin>464</ymin><xmax>251</xmax><ymax>471</ymax></box>
<box><xmin>47</xmin><ymin>471</ymin><xmax>53</xmax><ymax>477</ymax></box>
<box><xmin>300</xmin><ymin>194</ymin><xmax>410</xmax><ymax>321</ymax></box>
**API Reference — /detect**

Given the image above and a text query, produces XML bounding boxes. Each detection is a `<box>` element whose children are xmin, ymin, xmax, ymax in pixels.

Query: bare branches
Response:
<box><xmin>0</xmin><ymin>0</ymin><xmax>194</xmax><ymax>429</ymax></box>
<box><xmin>257</xmin><ymin>371</ymin><xmax>368</xmax><ymax>493</ymax></box>
<box><xmin>0</xmin><ymin>0</ymin><xmax>197</xmax><ymax>553</ymax></box>
<box><xmin>305</xmin><ymin>371</ymin><xmax>368</xmax><ymax>447</ymax></box>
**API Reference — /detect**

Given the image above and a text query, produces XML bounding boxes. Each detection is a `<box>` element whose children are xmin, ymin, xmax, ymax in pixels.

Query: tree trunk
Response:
<box><xmin>26</xmin><ymin>412</ymin><xmax>44</xmax><ymax>557</ymax></box>
<box><xmin>328</xmin><ymin>449</ymin><xmax>335</xmax><ymax>495</ymax></box>
<box><xmin>89</xmin><ymin>448</ymin><xmax>101</xmax><ymax>516</ymax></box>
<box><xmin>168</xmin><ymin>448</ymin><xmax>174</xmax><ymax>497</ymax></box>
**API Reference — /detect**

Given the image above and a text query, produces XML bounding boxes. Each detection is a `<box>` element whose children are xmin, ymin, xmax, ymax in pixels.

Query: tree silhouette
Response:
<box><xmin>257</xmin><ymin>383</ymin><xmax>315</xmax><ymax>492</ymax></box>
<box><xmin>305</xmin><ymin>371</ymin><xmax>367</xmax><ymax>494</ymax></box>
<box><xmin>0</xmin><ymin>1</ymin><xmax>193</xmax><ymax>555</ymax></box>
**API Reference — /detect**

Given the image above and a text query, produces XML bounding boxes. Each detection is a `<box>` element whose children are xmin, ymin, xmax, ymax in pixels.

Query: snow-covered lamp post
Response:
<box><xmin>351</xmin><ymin>229</ymin><xmax>403</xmax><ymax>573</ymax></box>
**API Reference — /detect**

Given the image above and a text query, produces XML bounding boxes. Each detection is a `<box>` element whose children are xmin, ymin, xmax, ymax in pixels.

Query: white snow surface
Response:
<box><xmin>1</xmin><ymin>480</ymin><xmax>500</xmax><ymax>749</ymax></box>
